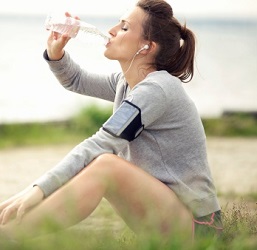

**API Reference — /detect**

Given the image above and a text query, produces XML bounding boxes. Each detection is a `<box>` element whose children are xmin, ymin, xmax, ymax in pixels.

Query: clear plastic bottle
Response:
<box><xmin>45</xmin><ymin>15</ymin><xmax>110</xmax><ymax>45</ymax></box>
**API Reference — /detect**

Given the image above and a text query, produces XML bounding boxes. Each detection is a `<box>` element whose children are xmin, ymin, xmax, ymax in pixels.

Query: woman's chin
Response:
<box><xmin>103</xmin><ymin>51</ymin><xmax>116</xmax><ymax>61</ymax></box>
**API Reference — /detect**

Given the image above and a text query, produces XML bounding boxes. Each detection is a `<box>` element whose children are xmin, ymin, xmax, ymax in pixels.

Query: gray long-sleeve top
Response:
<box><xmin>35</xmin><ymin>50</ymin><xmax>221</xmax><ymax>217</ymax></box>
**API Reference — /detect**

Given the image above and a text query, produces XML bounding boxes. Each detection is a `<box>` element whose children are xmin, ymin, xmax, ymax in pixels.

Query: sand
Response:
<box><xmin>0</xmin><ymin>137</ymin><xmax>256</xmax><ymax>232</ymax></box>
<box><xmin>0</xmin><ymin>137</ymin><xmax>257</xmax><ymax>201</ymax></box>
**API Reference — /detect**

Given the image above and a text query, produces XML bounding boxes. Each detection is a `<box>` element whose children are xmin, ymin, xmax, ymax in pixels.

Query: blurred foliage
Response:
<box><xmin>0</xmin><ymin>107</ymin><xmax>257</xmax><ymax>249</ymax></box>
<box><xmin>70</xmin><ymin>104</ymin><xmax>112</xmax><ymax>135</ymax></box>
<box><xmin>220</xmin><ymin>199</ymin><xmax>257</xmax><ymax>249</ymax></box>
<box><xmin>0</xmin><ymin>105</ymin><xmax>112</xmax><ymax>149</ymax></box>
<box><xmin>0</xmin><ymin>107</ymin><xmax>256</xmax><ymax>149</ymax></box>
<box><xmin>202</xmin><ymin>112</ymin><xmax>257</xmax><ymax>137</ymax></box>
<box><xmin>0</xmin><ymin>198</ymin><xmax>256</xmax><ymax>249</ymax></box>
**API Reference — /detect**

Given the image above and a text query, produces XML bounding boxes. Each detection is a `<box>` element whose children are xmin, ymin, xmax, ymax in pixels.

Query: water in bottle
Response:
<box><xmin>45</xmin><ymin>15</ymin><xmax>110</xmax><ymax>45</ymax></box>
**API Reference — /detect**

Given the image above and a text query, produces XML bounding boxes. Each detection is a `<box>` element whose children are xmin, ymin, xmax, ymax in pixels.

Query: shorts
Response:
<box><xmin>192</xmin><ymin>210</ymin><xmax>223</xmax><ymax>240</ymax></box>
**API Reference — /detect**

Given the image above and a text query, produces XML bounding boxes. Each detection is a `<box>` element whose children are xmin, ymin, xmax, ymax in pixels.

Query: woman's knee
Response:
<box><xmin>84</xmin><ymin>153</ymin><xmax>124</xmax><ymax>185</ymax></box>
<box><xmin>93</xmin><ymin>153</ymin><xmax>119</xmax><ymax>166</ymax></box>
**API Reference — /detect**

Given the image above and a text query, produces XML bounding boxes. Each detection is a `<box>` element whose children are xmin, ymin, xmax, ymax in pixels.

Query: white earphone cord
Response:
<box><xmin>123</xmin><ymin>52</ymin><xmax>138</xmax><ymax>75</ymax></box>
<box><xmin>123</xmin><ymin>45</ymin><xmax>149</xmax><ymax>75</ymax></box>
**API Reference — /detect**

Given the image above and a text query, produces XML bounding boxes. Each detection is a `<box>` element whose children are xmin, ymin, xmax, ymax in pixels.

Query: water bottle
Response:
<box><xmin>45</xmin><ymin>15</ymin><xmax>110</xmax><ymax>45</ymax></box>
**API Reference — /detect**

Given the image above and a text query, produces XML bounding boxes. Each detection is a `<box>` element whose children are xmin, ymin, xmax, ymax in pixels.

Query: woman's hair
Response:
<box><xmin>137</xmin><ymin>0</ymin><xmax>196</xmax><ymax>82</ymax></box>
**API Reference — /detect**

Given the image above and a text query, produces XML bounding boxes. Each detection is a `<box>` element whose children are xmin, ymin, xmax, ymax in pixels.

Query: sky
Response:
<box><xmin>1</xmin><ymin>0</ymin><xmax>257</xmax><ymax>19</ymax></box>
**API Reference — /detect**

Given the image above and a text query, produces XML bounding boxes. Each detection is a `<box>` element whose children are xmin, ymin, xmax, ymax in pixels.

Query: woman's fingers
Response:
<box><xmin>0</xmin><ymin>198</ymin><xmax>15</xmax><ymax>213</ymax></box>
<box><xmin>65</xmin><ymin>12</ymin><xmax>71</xmax><ymax>18</ymax></box>
<box><xmin>0</xmin><ymin>203</ymin><xmax>26</xmax><ymax>225</ymax></box>
<box><xmin>0</xmin><ymin>203</ymin><xmax>6</xmax><ymax>214</ymax></box>
<box><xmin>16</xmin><ymin>205</ymin><xmax>26</xmax><ymax>224</ymax></box>
<box><xmin>1</xmin><ymin>201</ymin><xmax>32</xmax><ymax>225</ymax></box>
<box><xmin>0</xmin><ymin>204</ymin><xmax>18</xmax><ymax>225</ymax></box>
<box><xmin>0</xmin><ymin>187</ymin><xmax>44</xmax><ymax>225</ymax></box>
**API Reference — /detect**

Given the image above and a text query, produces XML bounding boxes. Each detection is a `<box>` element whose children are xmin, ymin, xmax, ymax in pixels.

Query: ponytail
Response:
<box><xmin>172</xmin><ymin>23</ymin><xmax>196</xmax><ymax>82</ymax></box>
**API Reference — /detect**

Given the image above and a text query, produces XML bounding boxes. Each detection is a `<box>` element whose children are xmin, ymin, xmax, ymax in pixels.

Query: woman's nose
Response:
<box><xmin>108</xmin><ymin>25</ymin><xmax>118</xmax><ymax>37</ymax></box>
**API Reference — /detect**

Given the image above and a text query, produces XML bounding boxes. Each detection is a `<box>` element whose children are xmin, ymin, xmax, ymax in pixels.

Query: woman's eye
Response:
<box><xmin>121</xmin><ymin>27</ymin><xmax>128</xmax><ymax>31</ymax></box>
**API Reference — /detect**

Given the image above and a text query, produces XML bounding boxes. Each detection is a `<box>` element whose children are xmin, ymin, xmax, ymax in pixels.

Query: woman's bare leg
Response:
<box><xmin>2</xmin><ymin>154</ymin><xmax>192</xmax><ymax>239</ymax></box>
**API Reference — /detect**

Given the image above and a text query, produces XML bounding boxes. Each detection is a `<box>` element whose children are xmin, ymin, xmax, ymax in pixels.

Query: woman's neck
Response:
<box><xmin>121</xmin><ymin>62</ymin><xmax>156</xmax><ymax>89</ymax></box>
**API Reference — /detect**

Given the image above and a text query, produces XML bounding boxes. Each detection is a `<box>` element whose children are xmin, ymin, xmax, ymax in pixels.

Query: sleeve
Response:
<box><xmin>43</xmin><ymin>50</ymin><xmax>121</xmax><ymax>102</ymax></box>
<box><xmin>125</xmin><ymin>81</ymin><xmax>167</xmax><ymax>129</ymax></box>
<box><xmin>34</xmin><ymin>78</ymin><xmax>167</xmax><ymax>198</ymax></box>
<box><xmin>34</xmin><ymin>128</ymin><xmax>129</xmax><ymax>197</ymax></box>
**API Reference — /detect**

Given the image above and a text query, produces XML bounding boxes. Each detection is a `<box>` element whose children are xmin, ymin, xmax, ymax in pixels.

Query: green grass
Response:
<box><xmin>0</xmin><ymin>107</ymin><xmax>256</xmax><ymax>249</ymax></box>
<box><xmin>202</xmin><ymin>112</ymin><xmax>257</xmax><ymax>137</ymax></box>
<box><xmin>1</xmin><ymin>198</ymin><xmax>256</xmax><ymax>249</ymax></box>
<box><xmin>0</xmin><ymin>105</ymin><xmax>112</xmax><ymax>149</ymax></box>
<box><xmin>0</xmin><ymin>106</ymin><xmax>256</xmax><ymax>149</ymax></box>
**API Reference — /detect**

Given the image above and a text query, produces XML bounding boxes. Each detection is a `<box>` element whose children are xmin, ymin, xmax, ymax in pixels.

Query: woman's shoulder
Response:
<box><xmin>144</xmin><ymin>70</ymin><xmax>183</xmax><ymax>92</ymax></box>
<box><xmin>146</xmin><ymin>70</ymin><xmax>180</xmax><ymax>83</ymax></box>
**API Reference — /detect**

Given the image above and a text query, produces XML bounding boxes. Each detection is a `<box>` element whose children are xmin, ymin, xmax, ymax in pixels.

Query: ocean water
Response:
<box><xmin>0</xmin><ymin>14</ymin><xmax>257</xmax><ymax>123</ymax></box>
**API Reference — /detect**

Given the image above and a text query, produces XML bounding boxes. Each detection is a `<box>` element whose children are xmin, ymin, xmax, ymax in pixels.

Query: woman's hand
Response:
<box><xmin>0</xmin><ymin>186</ymin><xmax>44</xmax><ymax>225</ymax></box>
<box><xmin>46</xmin><ymin>12</ymin><xmax>80</xmax><ymax>61</ymax></box>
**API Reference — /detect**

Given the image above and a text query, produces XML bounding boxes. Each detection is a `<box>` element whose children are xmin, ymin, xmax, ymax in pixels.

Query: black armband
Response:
<box><xmin>102</xmin><ymin>100</ymin><xmax>144</xmax><ymax>142</ymax></box>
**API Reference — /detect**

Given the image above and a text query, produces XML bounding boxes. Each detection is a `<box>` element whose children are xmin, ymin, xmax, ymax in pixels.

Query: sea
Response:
<box><xmin>0</xmin><ymin>14</ymin><xmax>257</xmax><ymax>124</ymax></box>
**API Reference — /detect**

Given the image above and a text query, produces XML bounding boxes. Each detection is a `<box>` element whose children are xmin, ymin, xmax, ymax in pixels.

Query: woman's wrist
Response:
<box><xmin>46</xmin><ymin>49</ymin><xmax>65</xmax><ymax>61</ymax></box>
<box><xmin>32</xmin><ymin>186</ymin><xmax>44</xmax><ymax>201</ymax></box>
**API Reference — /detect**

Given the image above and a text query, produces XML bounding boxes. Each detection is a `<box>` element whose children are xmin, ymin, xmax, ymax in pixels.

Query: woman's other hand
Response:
<box><xmin>0</xmin><ymin>186</ymin><xmax>44</xmax><ymax>225</ymax></box>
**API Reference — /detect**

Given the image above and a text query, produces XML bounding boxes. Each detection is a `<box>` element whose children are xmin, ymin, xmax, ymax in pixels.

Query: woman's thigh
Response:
<box><xmin>88</xmin><ymin>154</ymin><xmax>192</xmax><ymax>237</ymax></box>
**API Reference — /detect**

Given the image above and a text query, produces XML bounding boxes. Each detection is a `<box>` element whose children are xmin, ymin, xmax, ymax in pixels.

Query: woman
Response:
<box><xmin>0</xmin><ymin>0</ymin><xmax>222</xmax><ymax>241</ymax></box>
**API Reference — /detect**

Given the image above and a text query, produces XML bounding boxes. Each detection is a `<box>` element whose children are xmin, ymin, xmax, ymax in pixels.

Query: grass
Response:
<box><xmin>0</xmin><ymin>106</ymin><xmax>256</xmax><ymax>249</ymax></box>
<box><xmin>202</xmin><ymin>112</ymin><xmax>257</xmax><ymax>137</ymax></box>
<box><xmin>0</xmin><ymin>105</ymin><xmax>112</xmax><ymax>149</ymax></box>
<box><xmin>1</xmin><ymin>198</ymin><xmax>256</xmax><ymax>249</ymax></box>
<box><xmin>0</xmin><ymin>106</ymin><xmax>256</xmax><ymax>149</ymax></box>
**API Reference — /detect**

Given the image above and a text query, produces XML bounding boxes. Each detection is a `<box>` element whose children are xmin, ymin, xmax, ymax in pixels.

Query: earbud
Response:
<box><xmin>142</xmin><ymin>44</ymin><xmax>150</xmax><ymax>50</ymax></box>
<box><xmin>136</xmin><ymin>45</ymin><xmax>150</xmax><ymax>55</ymax></box>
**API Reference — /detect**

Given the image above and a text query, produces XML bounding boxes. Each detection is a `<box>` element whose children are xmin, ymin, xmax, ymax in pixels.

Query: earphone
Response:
<box><xmin>136</xmin><ymin>44</ymin><xmax>150</xmax><ymax>55</ymax></box>
<box><xmin>124</xmin><ymin>44</ymin><xmax>150</xmax><ymax>75</ymax></box>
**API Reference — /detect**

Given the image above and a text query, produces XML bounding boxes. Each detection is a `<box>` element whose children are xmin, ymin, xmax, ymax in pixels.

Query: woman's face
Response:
<box><xmin>104</xmin><ymin>6</ymin><xmax>147</xmax><ymax>62</ymax></box>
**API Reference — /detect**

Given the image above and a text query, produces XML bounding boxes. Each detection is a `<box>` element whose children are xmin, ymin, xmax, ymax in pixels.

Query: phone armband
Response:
<box><xmin>102</xmin><ymin>100</ymin><xmax>144</xmax><ymax>141</ymax></box>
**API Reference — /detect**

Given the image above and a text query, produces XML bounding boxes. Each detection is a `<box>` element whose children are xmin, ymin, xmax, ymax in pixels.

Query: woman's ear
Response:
<box><xmin>148</xmin><ymin>42</ymin><xmax>158</xmax><ymax>54</ymax></box>
<box><xmin>140</xmin><ymin>41</ymin><xmax>157</xmax><ymax>55</ymax></box>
